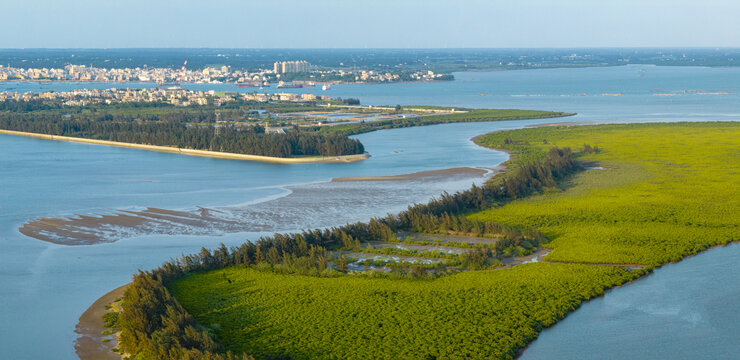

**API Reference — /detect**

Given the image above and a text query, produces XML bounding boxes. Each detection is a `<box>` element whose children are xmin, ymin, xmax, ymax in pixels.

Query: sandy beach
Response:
<box><xmin>0</xmin><ymin>129</ymin><xmax>369</xmax><ymax>164</ymax></box>
<box><xmin>332</xmin><ymin>166</ymin><xmax>491</xmax><ymax>182</ymax></box>
<box><xmin>525</xmin><ymin>121</ymin><xmax>589</xmax><ymax>128</ymax></box>
<box><xmin>74</xmin><ymin>284</ymin><xmax>128</xmax><ymax>360</ymax></box>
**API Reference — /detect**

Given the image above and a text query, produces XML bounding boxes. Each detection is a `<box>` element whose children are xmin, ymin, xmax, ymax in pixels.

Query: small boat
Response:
<box><xmin>322</xmin><ymin>84</ymin><xmax>330</xmax><ymax>91</ymax></box>
<box><xmin>277</xmin><ymin>82</ymin><xmax>303</xmax><ymax>89</ymax></box>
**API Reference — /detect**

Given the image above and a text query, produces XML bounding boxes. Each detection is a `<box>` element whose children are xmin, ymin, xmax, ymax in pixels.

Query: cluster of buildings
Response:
<box><xmin>0</xmin><ymin>87</ymin><xmax>331</xmax><ymax>107</ymax></box>
<box><xmin>0</xmin><ymin>61</ymin><xmax>450</xmax><ymax>85</ymax></box>
<box><xmin>273</xmin><ymin>61</ymin><xmax>310</xmax><ymax>74</ymax></box>
<box><xmin>0</xmin><ymin>88</ymin><xmax>214</xmax><ymax>106</ymax></box>
<box><xmin>352</xmin><ymin>69</ymin><xmax>445</xmax><ymax>82</ymax></box>
<box><xmin>0</xmin><ymin>64</ymin><xmax>267</xmax><ymax>84</ymax></box>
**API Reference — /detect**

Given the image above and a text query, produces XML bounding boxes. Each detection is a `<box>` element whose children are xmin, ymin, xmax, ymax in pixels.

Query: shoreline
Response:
<box><xmin>74</xmin><ymin>284</ymin><xmax>128</xmax><ymax>360</ymax></box>
<box><xmin>525</xmin><ymin>121</ymin><xmax>589</xmax><ymax>128</ymax></box>
<box><xmin>514</xmin><ymin>242</ymin><xmax>740</xmax><ymax>359</ymax></box>
<box><xmin>77</xmin><ymin>138</ymin><xmax>729</xmax><ymax>360</ymax></box>
<box><xmin>19</xmin><ymin>166</ymin><xmax>494</xmax><ymax>246</ymax></box>
<box><xmin>332</xmin><ymin>166</ymin><xmax>494</xmax><ymax>182</ymax></box>
<box><xmin>0</xmin><ymin>129</ymin><xmax>369</xmax><ymax>164</ymax></box>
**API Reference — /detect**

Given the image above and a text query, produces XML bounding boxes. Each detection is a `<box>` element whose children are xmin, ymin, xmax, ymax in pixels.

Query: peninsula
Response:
<box><xmin>96</xmin><ymin>121</ymin><xmax>738</xmax><ymax>360</ymax></box>
<box><xmin>0</xmin><ymin>95</ymin><xmax>573</xmax><ymax>162</ymax></box>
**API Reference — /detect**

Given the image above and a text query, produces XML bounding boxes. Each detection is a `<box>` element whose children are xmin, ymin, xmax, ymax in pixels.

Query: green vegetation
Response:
<box><xmin>113</xmin><ymin>145</ymin><xmax>584</xmax><ymax>359</ymax></box>
<box><xmin>0</xmin><ymin>111</ymin><xmax>365</xmax><ymax>157</ymax></box>
<box><xmin>0</xmin><ymin>100</ymin><xmax>571</xmax><ymax>158</ymax></box>
<box><xmin>317</xmin><ymin>109</ymin><xmax>575</xmax><ymax>136</ymax></box>
<box><xmin>102</xmin><ymin>312</ymin><xmax>119</xmax><ymax>328</ymax></box>
<box><xmin>115</xmin><ymin>121</ymin><xmax>739</xmax><ymax>360</ymax></box>
<box><xmin>171</xmin><ymin>264</ymin><xmax>636</xmax><ymax>360</ymax></box>
<box><xmin>472</xmin><ymin>122</ymin><xmax>740</xmax><ymax>266</ymax></box>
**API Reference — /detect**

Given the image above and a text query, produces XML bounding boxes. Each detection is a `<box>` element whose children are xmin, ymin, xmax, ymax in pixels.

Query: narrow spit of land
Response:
<box><xmin>145</xmin><ymin>122</ymin><xmax>738</xmax><ymax>360</ymax></box>
<box><xmin>332</xmin><ymin>166</ymin><xmax>495</xmax><ymax>182</ymax></box>
<box><xmin>0</xmin><ymin>129</ymin><xmax>369</xmax><ymax>164</ymax></box>
<box><xmin>0</xmin><ymin>99</ymin><xmax>574</xmax><ymax>162</ymax></box>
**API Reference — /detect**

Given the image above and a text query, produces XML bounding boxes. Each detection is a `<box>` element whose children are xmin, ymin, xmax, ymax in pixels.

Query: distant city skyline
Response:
<box><xmin>2</xmin><ymin>0</ymin><xmax>740</xmax><ymax>48</ymax></box>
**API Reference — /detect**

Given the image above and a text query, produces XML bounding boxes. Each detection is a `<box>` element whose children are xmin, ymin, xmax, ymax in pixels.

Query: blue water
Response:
<box><xmin>5</xmin><ymin>64</ymin><xmax>740</xmax><ymax>124</ymax></box>
<box><xmin>1</xmin><ymin>65</ymin><xmax>739</xmax><ymax>359</ymax></box>
<box><xmin>521</xmin><ymin>244</ymin><xmax>740</xmax><ymax>360</ymax></box>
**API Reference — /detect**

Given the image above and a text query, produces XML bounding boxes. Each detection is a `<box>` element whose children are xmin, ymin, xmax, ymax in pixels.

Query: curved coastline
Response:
<box><xmin>0</xmin><ymin>129</ymin><xmax>370</xmax><ymax>164</ymax></box>
<box><xmin>73</xmin><ymin>135</ymin><xmax>515</xmax><ymax>359</ymax></box>
<box><xmin>332</xmin><ymin>166</ymin><xmax>495</xmax><ymax>182</ymax></box>
<box><xmin>515</xmin><ymin>242</ymin><xmax>739</xmax><ymax>359</ymax></box>
<box><xmin>21</xmin><ymin>164</ymin><xmax>494</xmax><ymax>246</ymax></box>
<box><xmin>75</xmin><ymin>284</ymin><xmax>128</xmax><ymax>360</ymax></box>
<box><xmin>78</xmin><ymin>122</ymin><xmax>740</xmax><ymax>360</ymax></box>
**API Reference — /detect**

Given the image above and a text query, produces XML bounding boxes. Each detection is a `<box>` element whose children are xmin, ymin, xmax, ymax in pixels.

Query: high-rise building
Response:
<box><xmin>273</xmin><ymin>61</ymin><xmax>310</xmax><ymax>74</ymax></box>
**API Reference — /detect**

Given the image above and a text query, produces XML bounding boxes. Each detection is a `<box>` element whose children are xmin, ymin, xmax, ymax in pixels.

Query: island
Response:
<box><xmin>85</xmin><ymin>121</ymin><xmax>739</xmax><ymax>359</ymax></box>
<box><xmin>0</xmin><ymin>93</ymin><xmax>573</xmax><ymax>162</ymax></box>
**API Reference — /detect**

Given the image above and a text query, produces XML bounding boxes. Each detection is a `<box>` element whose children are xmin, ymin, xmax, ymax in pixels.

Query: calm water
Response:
<box><xmin>522</xmin><ymin>244</ymin><xmax>740</xmax><ymax>360</ymax></box>
<box><xmin>1</xmin><ymin>65</ymin><xmax>739</xmax><ymax>359</ymax></box>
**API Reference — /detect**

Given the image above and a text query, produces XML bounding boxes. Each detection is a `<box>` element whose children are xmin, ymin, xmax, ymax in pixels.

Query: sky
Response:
<box><xmin>2</xmin><ymin>0</ymin><xmax>740</xmax><ymax>48</ymax></box>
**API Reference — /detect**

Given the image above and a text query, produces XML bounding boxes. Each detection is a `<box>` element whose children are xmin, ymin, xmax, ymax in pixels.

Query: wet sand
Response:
<box><xmin>74</xmin><ymin>284</ymin><xmax>127</xmax><ymax>360</ymax></box>
<box><xmin>20</xmin><ymin>207</ymin><xmax>239</xmax><ymax>246</ymax></box>
<box><xmin>19</xmin><ymin>168</ymin><xmax>492</xmax><ymax>246</ymax></box>
<box><xmin>525</xmin><ymin>121</ymin><xmax>589</xmax><ymax>128</ymax></box>
<box><xmin>332</xmin><ymin>167</ymin><xmax>490</xmax><ymax>182</ymax></box>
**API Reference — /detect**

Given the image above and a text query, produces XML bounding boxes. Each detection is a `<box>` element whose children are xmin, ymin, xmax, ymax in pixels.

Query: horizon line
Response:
<box><xmin>2</xmin><ymin>46</ymin><xmax>740</xmax><ymax>50</ymax></box>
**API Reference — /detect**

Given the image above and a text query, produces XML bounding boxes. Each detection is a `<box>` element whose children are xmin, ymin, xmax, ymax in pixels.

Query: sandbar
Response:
<box><xmin>0</xmin><ymin>129</ymin><xmax>369</xmax><ymax>164</ymax></box>
<box><xmin>332</xmin><ymin>166</ymin><xmax>492</xmax><ymax>182</ymax></box>
<box><xmin>525</xmin><ymin>121</ymin><xmax>589</xmax><ymax>128</ymax></box>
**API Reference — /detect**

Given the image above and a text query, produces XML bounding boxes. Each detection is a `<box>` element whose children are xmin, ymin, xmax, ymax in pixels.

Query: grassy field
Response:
<box><xmin>171</xmin><ymin>264</ymin><xmax>636</xmax><ymax>360</ymax></box>
<box><xmin>169</xmin><ymin>122</ymin><xmax>739</xmax><ymax>360</ymax></box>
<box><xmin>472</xmin><ymin>122</ymin><xmax>740</xmax><ymax>266</ymax></box>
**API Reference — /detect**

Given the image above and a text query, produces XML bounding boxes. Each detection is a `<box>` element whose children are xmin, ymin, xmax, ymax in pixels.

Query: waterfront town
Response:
<box><xmin>0</xmin><ymin>60</ymin><xmax>452</xmax><ymax>85</ymax></box>
<box><xmin>0</xmin><ymin>87</ymin><xmax>333</xmax><ymax>107</ymax></box>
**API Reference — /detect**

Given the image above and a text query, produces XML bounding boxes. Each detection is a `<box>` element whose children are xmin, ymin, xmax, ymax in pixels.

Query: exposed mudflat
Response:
<box><xmin>525</xmin><ymin>121</ymin><xmax>589</xmax><ymax>128</ymax></box>
<box><xmin>19</xmin><ymin>168</ymin><xmax>491</xmax><ymax>246</ymax></box>
<box><xmin>74</xmin><ymin>285</ymin><xmax>127</xmax><ymax>360</ymax></box>
<box><xmin>332</xmin><ymin>166</ymin><xmax>491</xmax><ymax>182</ymax></box>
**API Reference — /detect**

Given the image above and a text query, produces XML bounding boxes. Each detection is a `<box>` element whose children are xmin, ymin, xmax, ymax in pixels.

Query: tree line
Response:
<box><xmin>114</xmin><ymin>145</ymin><xmax>581</xmax><ymax>360</ymax></box>
<box><xmin>0</xmin><ymin>112</ymin><xmax>364</xmax><ymax>157</ymax></box>
<box><xmin>316</xmin><ymin>109</ymin><xmax>576</xmax><ymax>137</ymax></box>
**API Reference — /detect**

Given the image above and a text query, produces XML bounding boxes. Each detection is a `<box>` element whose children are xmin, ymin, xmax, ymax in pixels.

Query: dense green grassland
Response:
<box><xmin>171</xmin><ymin>264</ymin><xmax>636</xmax><ymax>360</ymax></box>
<box><xmin>472</xmin><ymin>122</ymin><xmax>740</xmax><ymax>266</ymax></box>
<box><xmin>164</xmin><ymin>122</ymin><xmax>737</xmax><ymax>360</ymax></box>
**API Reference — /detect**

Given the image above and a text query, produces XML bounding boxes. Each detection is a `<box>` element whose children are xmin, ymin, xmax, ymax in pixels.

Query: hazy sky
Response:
<box><xmin>3</xmin><ymin>0</ymin><xmax>739</xmax><ymax>48</ymax></box>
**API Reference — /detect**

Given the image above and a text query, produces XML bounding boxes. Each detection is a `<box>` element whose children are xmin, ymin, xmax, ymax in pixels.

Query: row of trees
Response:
<box><xmin>317</xmin><ymin>109</ymin><xmax>575</xmax><ymax>137</ymax></box>
<box><xmin>0</xmin><ymin>112</ymin><xmax>365</xmax><ymax>157</ymax></box>
<box><xmin>115</xmin><ymin>145</ymin><xmax>581</xmax><ymax>359</ymax></box>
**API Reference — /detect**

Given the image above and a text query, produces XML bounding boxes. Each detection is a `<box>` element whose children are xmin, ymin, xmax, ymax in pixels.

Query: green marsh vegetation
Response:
<box><xmin>472</xmin><ymin>122</ymin><xmax>740</xmax><ymax>266</ymax></box>
<box><xmin>115</xmin><ymin>139</ymin><xmax>581</xmax><ymax>359</ymax></box>
<box><xmin>171</xmin><ymin>264</ymin><xmax>636</xmax><ymax>360</ymax></box>
<box><xmin>115</xmin><ymin>122</ymin><xmax>738</xmax><ymax>359</ymax></box>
